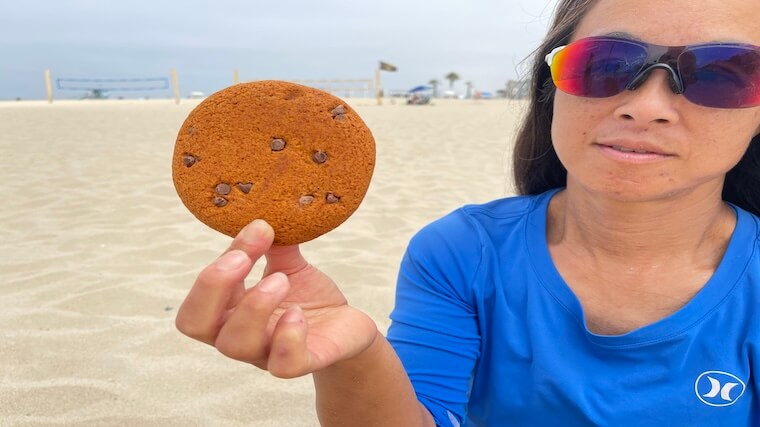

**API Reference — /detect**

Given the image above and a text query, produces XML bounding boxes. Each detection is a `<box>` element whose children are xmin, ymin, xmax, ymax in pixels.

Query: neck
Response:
<box><xmin>548</xmin><ymin>184</ymin><xmax>735</xmax><ymax>268</ymax></box>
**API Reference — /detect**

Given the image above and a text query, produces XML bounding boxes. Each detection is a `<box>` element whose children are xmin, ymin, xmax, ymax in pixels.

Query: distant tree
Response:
<box><xmin>505</xmin><ymin>80</ymin><xmax>520</xmax><ymax>99</ymax></box>
<box><xmin>505</xmin><ymin>79</ymin><xmax>532</xmax><ymax>99</ymax></box>
<box><xmin>445</xmin><ymin>72</ymin><xmax>460</xmax><ymax>90</ymax></box>
<box><xmin>517</xmin><ymin>78</ymin><xmax>532</xmax><ymax>99</ymax></box>
<box><xmin>428</xmin><ymin>79</ymin><xmax>440</xmax><ymax>97</ymax></box>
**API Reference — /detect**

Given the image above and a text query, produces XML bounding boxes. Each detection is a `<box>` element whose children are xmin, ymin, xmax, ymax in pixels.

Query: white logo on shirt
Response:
<box><xmin>695</xmin><ymin>371</ymin><xmax>746</xmax><ymax>407</ymax></box>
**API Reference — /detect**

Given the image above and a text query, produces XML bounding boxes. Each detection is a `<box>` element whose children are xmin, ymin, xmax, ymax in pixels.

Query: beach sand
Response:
<box><xmin>0</xmin><ymin>96</ymin><xmax>526</xmax><ymax>426</ymax></box>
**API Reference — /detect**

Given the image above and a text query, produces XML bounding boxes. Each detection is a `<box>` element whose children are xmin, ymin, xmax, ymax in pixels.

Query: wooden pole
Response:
<box><xmin>234</xmin><ymin>69</ymin><xmax>240</xmax><ymax>85</ymax></box>
<box><xmin>171</xmin><ymin>69</ymin><xmax>180</xmax><ymax>104</ymax></box>
<box><xmin>375</xmin><ymin>68</ymin><xmax>382</xmax><ymax>106</ymax></box>
<box><xmin>44</xmin><ymin>69</ymin><xmax>53</xmax><ymax>103</ymax></box>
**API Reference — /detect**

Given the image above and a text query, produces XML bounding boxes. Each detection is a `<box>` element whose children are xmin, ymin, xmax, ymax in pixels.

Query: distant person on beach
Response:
<box><xmin>175</xmin><ymin>0</ymin><xmax>760</xmax><ymax>425</ymax></box>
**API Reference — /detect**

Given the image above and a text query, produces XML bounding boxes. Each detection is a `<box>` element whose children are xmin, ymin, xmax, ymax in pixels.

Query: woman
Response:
<box><xmin>176</xmin><ymin>0</ymin><xmax>760</xmax><ymax>425</ymax></box>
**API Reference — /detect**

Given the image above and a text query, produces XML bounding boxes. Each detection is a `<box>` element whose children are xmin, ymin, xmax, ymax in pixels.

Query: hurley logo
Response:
<box><xmin>694</xmin><ymin>371</ymin><xmax>746</xmax><ymax>407</ymax></box>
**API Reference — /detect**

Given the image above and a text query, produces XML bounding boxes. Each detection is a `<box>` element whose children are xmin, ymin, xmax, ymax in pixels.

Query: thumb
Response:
<box><xmin>267</xmin><ymin>305</ymin><xmax>311</xmax><ymax>378</ymax></box>
<box><xmin>264</xmin><ymin>244</ymin><xmax>309</xmax><ymax>275</ymax></box>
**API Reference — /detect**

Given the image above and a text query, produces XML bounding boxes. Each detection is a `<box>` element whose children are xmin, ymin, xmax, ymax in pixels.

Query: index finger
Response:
<box><xmin>176</xmin><ymin>249</ymin><xmax>252</xmax><ymax>345</ymax></box>
<box><xmin>225</xmin><ymin>219</ymin><xmax>276</xmax><ymax>260</ymax></box>
<box><xmin>175</xmin><ymin>219</ymin><xmax>275</xmax><ymax>344</ymax></box>
<box><xmin>223</xmin><ymin>219</ymin><xmax>277</xmax><ymax>306</ymax></box>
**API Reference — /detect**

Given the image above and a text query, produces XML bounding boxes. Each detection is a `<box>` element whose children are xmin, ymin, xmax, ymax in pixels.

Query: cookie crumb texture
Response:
<box><xmin>172</xmin><ymin>80</ymin><xmax>376</xmax><ymax>245</ymax></box>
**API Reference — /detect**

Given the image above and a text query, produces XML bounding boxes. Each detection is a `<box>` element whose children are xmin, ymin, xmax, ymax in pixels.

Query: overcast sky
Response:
<box><xmin>0</xmin><ymin>0</ymin><xmax>559</xmax><ymax>100</ymax></box>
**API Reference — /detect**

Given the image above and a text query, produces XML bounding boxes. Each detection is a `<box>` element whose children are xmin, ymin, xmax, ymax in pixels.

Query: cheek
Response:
<box><xmin>551</xmin><ymin>94</ymin><xmax>597</xmax><ymax>152</ymax></box>
<box><xmin>725</xmin><ymin>109</ymin><xmax>760</xmax><ymax>140</ymax></box>
<box><xmin>694</xmin><ymin>112</ymin><xmax>758</xmax><ymax>160</ymax></box>
<box><xmin>731</xmin><ymin>107</ymin><xmax>760</xmax><ymax>139</ymax></box>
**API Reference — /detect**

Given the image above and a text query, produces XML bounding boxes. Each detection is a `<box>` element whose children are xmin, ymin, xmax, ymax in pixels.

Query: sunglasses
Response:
<box><xmin>545</xmin><ymin>36</ymin><xmax>760</xmax><ymax>109</ymax></box>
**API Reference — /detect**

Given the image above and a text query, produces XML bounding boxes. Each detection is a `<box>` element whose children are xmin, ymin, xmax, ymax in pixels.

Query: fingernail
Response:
<box><xmin>238</xmin><ymin>222</ymin><xmax>255</xmax><ymax>242</ymax></box>
<box><xmin>214</xmin><ymin>250</ymin><xmax>247</xmax><ymax>271</ymax></box>
<box><xmin>257</xmin><ymin>272</ymin><xmax>285</xmax><ymax>293</ymax></box>
<box><xmin>240</xmin><ymin>219</ymin><xmax>271</xmax><ymax>244</ymax></box>
<box><xmin>281</xmin><ymin>305</ymin><xmax>303</xmax><ymax>324</ymax></box>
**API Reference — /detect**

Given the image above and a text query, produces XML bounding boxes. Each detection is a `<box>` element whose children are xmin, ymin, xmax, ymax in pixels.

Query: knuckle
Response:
<box><xmin>176</xmin><ymin>323</ymin><xmax>209</xmax><ymax>343</ymax></box>
<box><xmin>175</xmin><ymin>312</ymin><xmax>214</xmax><ymax>343</ymax></box>
<box><xmin>241</xmin><ymin>291</ymin><xmax>276</xmax><ymax>313</ymax></box>
<box><xmin>238</xmin><ymin>282</ymin><xmax>287</xmax><ymax>314</ymax></box>
<box><xmin>195</xmin><ymin>266</ymin><xmax>224</xmax><ymax>287</ymax></box>
<box><xmin>174</xmin><ymin>313</ymin><xmax>198</xmax><ymax>336</ymax></box>
<box><xmin>215</xmin><ymin>338</ymin><xmax>255</xmax><ymax>361</ymax></box>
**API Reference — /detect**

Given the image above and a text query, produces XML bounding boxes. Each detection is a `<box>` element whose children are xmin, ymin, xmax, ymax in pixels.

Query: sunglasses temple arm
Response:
<box><xmin>545</xmin><ymin>45</ymin><xmax>566</xmax><ymax>66</ymax></box>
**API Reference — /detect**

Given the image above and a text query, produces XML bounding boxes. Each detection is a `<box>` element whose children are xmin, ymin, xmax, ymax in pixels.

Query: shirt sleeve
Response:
<box><xmin>386</xmin><ymin>209</ymin><xmax>483</xmax><ymax>426</ymax></box>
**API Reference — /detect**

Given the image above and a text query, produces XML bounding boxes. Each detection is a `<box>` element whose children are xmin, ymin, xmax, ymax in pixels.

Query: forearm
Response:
<box><xmin>313</xmin><ymin>330</ymin><xmax>435</xmax><ymax>427</ymax></box>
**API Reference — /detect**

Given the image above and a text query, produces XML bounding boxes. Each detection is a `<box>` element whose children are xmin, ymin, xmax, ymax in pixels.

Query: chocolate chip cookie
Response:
<box><xmin>172</xmin><ymin>80</ymin><xmax>375</xmax><ymax>245</ymax></box>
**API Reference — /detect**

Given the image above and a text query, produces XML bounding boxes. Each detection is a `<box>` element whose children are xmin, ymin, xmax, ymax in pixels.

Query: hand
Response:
<box><xmin>175</xmin><ymin>220</ymin><xmax>379</xmax><ymax>378</ymax></box>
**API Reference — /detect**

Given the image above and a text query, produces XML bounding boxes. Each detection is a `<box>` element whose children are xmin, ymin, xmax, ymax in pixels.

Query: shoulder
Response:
<box><xmin>747</xmin><ymin>210</ymin><xmax>760</xmax><ymax>242</ymax></box>
<box><xmin>402</xmin><ymin>190</ymin><xmax>557</xmax><ymax>289</ymax></box>
<box><xmin>410</xmin><ymin>189</ymin><xmax>556</xmax><ymax>252</ymax></box>
<box><xmin>731</xmin><ymin>204</ymin><xmax>760</xmax><ymax>247</ymax></box>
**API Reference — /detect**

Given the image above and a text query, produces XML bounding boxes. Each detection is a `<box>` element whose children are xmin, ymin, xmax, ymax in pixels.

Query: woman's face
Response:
<box><xmin>551</xmin><ymin>0</ymin><xmax>760</xmax><ymax>202</ymax></box>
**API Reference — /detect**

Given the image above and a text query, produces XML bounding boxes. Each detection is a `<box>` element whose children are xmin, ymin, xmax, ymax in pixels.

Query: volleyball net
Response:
<box><xmin>43</xmin><ymin>68</ymin><xmax>180</xmax><ymax>103</ymax></box>
<box><xmin>42</xmin><ymin>69</ymin><xmax>374</xmax><ymax>104</ymax></box>
<box><xmin>287</xmin><ymin>79</ymin><xmax>374</xmax><ymax>98</ymax></box>
<box><xmin>56</xmin><ymin>77</ymin><xmax>171</xmax><ymax>99</ymax></box>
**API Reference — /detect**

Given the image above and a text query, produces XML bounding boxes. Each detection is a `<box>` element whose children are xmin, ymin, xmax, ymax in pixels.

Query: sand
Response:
<box><xmin>0</xmin><ymin>96</ymin><xmax>526</xmax><ymax>426</ymax></box>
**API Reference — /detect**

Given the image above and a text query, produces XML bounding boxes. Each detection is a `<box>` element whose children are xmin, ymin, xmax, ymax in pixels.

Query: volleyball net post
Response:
<box><xmin>44</xmin><ymin>69</ymin><xmax>53</xmax><ymax>103</ymax></box>
<box><xmin>377</xmin><ymin>61</ymin><xmax>398</xmax><ymax>106</ymax></box>
<box><xmin>171</xmin><ymin>69</ymin><xmax>180</xmax><ymax>104</ymax></box>
<box><xmin>375</xmin><ymin>69</ymin><xmax>382</xmax><ymax>105</ymax></box>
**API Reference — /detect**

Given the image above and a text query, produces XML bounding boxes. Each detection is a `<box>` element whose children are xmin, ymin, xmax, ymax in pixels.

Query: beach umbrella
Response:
<box><xmin>408</xmin><ymin>85</ymin><xmax>432</xmax><ymax>93</ymax></box>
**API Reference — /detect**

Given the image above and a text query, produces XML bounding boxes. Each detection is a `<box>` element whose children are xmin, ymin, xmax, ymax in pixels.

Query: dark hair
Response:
<box><xmin>511</xmin><ymin>0</ymin><xmax>760</xmax><ymax>217</ymax></box>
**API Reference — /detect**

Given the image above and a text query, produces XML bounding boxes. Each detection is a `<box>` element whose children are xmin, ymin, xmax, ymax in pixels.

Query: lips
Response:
<box><xmin>609</xmin><ymin>145</ymin><xmax>656</xmax><ymax>154</ymax></box>
<box><xmin>595</xmin><ymin>140</ymin><xmax>673</xmax><ymax>156</ymax></box>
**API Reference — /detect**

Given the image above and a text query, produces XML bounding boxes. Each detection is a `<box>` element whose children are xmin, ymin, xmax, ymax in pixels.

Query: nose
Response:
<box><xmin>614</xmin><ymin>69</ymin><xmax>681</xmax><ymax>125</ymax></box>
<box><xmin>626</xmin><ymin>63</ymin><xmax>684</xmax><ymax>94</ymax></box>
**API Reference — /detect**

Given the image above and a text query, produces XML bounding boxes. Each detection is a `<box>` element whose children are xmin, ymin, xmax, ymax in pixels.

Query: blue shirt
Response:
<box><xmin>387</xmin><ymin>189</ymin><xmax>760</xmax><ymax>426</ymax></box>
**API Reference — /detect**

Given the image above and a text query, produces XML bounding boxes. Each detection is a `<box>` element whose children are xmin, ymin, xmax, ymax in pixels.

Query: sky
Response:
<box><xmin>0</xmin><ymin>0</ymin><xmax>559</xmax><ymax>100</ymax></box>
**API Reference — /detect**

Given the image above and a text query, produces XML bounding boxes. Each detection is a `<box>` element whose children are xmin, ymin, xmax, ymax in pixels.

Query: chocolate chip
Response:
<box><xmin>236</xmin><ymin>182</ymin><xmax>253</xmax><ymax>194</ymax></box>
<box><xmin>331</xmin><ymin>105</ymin><xmax>348</xmax><ymax>121</ymax></box>
<box><xmin>325</xmin><ymin>193</ymin><xmax>341</xmax><ymax>204</ymax></box>
<box><xmin>215</xmin><ymin>183</ymin><xmax>231</xmax><ymax>195</ymax></box>
<box><xmin>331</xmin><ymin>105</ymin><xmax>347</xmax><ymax>116</ymax></box>
<box><xmin>312</xmin><ymin>151</ymin><xmax>328</xmax><ymax>164</ymax></box>
<box><xmin>271</xmin><ymin>138</ymin><xmax>286</xmax><ymax>151</ymax></box>
<box><xmin>213</xmin><ymin>196</ymin><xmax>228</xmax><ymax>207</ymax></box>
<box><xmin>182</xmin><ymin>154</ymin><xmax>197</xmax><ymax>167</ymax></box>
<box><xmin>299</xmin><ymin>195</ymin><xmax>315</xmax><ymax>206</ymax></box>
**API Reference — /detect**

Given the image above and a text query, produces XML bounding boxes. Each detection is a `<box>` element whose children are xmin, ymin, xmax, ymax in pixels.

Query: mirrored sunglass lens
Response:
<box><xmin>680</xmin><ymin>46</ymin><xmax>760</xmax><ymax>108</ymax></box>
<box><xmin>552</xmin><ymin>39</ymin><xmax>647</xmax><ymax>97</ymax></box>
